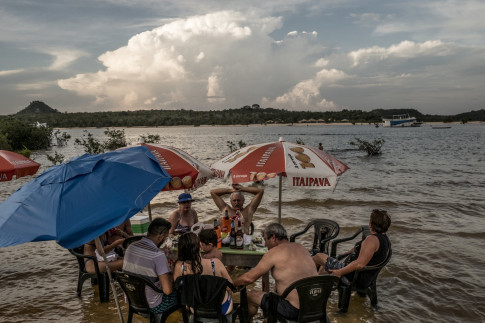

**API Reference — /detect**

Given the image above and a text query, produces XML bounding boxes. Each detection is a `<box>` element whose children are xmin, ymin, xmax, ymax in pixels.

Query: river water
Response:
<box><xmin>1</xmin><ymin>123</ymin><xmax>484</xmax><ymax>322</ymax></box>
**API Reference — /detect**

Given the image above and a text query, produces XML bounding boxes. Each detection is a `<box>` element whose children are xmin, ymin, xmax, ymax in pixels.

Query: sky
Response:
<box><xmin>1</xmin><ymin>0</ymin><xmax>484</xmax><ymax>116</ymax></box>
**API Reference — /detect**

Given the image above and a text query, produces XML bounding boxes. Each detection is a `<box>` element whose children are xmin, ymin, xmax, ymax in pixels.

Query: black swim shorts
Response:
<box><xmin>260</xmin><ymin>293</ymin><xmax>299</xmax><ymax>321</ymax></box>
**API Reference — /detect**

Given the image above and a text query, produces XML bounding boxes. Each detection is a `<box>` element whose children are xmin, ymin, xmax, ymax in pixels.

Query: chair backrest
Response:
<box><xmin>330</xmin><ymin>225</ymin><xmax>369</xmax><ymax>258</ymax></box>
<box><xmin>114</xmin><ymin>271</ymin><xmax>162</xmax><ymax>316</ymax></box>
<box><xmin>69</xmin><ymin>246</ymin><xmax>86</xmax><ymax>271</ymax></box>
<box><xmin>290</xmin><ymin>219</ymin><xmax>340</xmax><ymax>254</ymax></box>
<box><xmin>174</xmin><ymin>274</ymin><xmax>233</xmax><ymax>321</ymax></box>
<box><xmin>279</xmin><ymin>275</ymin><xmax>339</xmax><ymax>323</ymax></box>
<box><xmin>122</xmin><ymin>235</ymin><xmax>143</xmax><ymax>249</ymax></box>
<box><xmin>353</xmin><ymin>248</ymin><xmax>392</xmax><ymax>290</ymax></box>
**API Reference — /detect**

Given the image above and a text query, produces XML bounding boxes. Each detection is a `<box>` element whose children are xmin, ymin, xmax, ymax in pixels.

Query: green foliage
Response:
<box><xmin>0</xmin><ymin>133</ymin><xmax>11</xmax><ymax>150</ymax></box>
<box><xmin>75</xmin><ymin>131</ymin><xmax>104</xmax><ymax>154</ymax></box>
<box><xmin>103</xmin><ymin>129</ymin><xmax>127</xmax><ymax>151</ymax></box>
<box><xmin>5</xmin><ymin>101</ymin><xmax>484</xmax><ymax>128</ymax></box>
<box><xmin>16</xmin><ymin>101</ymin><xmax>59</xmax><ymax>115</ymax></box>
<box><xmin>140</xmin><ymin>134</ymin><xmax>160</xmax><ymax>143</ymax></box>
<box><xmin>46</xmin><ymin>151</ymin><xmax>65</xmax><ymax>165</ymax></box>
<box><xmin>53</xmin><ymin>130</ymin><xmax>71</xmax><ymax>146</ymax></box>
<box><xmin>227</xmin><ymin>140</ymin><xmax>247</xmax><ymax>153</ymax></box>
<box><xmin>295</xmin><ymin>138</ymin><xmax>305</xmax><ymax>145</ymax></box>
<box><xmin>0</xmin><ymin>117</ymin><xmax>53</xmax><ymax>151</ymax></box>
<box><xmin>349</xmin><ymin>137</ymin><xmax>385</xmax><ymax>156</ymax></box>
<box><xmin>16</xmin><ymin>147</ymin><xmax>31</xmax><ymax>158</ymax></box>
<box><xmin>74</xmin><ymin>128</ymin><xmax>127</xmax><ymax>154</ymax></box>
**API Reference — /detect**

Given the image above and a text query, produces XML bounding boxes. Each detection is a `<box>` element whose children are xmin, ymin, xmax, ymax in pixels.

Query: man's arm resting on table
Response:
<box><xmin>233</xmin><ymin>253</ymin><xmax>272</xmax><ymax>287</ymax></box>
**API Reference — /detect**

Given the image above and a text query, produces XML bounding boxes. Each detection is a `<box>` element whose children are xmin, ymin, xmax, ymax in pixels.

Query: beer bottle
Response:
<box><xmin>229</xmin><ymin>220</ymin><xmax>236</xmax><ymax>249</ymax></box>
<box><xmin>213</xmin><ymin>219</ymin><xmax>222</xmax><ymax>249</ymax></box>
<box><xmin>236</xmin><ymin>220</ymin><xmax>244</xmax><ymax>249</ymax></box>
<box><xmin>222</xmin><ymin>210</ymin><xmax>231</xmax><ymax>234</ymax></box>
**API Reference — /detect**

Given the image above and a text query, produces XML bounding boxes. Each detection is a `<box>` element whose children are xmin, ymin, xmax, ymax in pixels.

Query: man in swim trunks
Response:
<box><xmin>233</xmin><ymin>223</ymin><xmax>317</xmax><ymax>320</ymax></box>
<box><xmin>210</xmin><ymin>184</ymin><xmax>264</xmax><ymax>235</ymax></box>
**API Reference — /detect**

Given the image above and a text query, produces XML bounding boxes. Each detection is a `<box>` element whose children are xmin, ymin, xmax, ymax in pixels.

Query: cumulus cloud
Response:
<box><xmin>46</xmin><ymin>49</ymin><xmax>88</xmax><ymax>70</ymax></box>
<box><xmin>262</xmin><ymin>69</ymin><xmax>346</xmax><ymax>110</ymax></box>
<box><xmin>58</xmin><ymin>10</ymin><xmax>333</xmax><ymax>110</ymax></box>
<box><xmin>56</xmin><ymin>9</ymin><xmax>485</xmax><ymax>114</ymax></box>
<box><xmin>348</xmin><ymin>40</ymin><xmax>447</xmax><ymax>66</ymax></box>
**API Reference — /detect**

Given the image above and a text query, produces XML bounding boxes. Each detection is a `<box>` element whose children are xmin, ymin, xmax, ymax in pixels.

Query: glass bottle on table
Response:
<box><xmin>222</xmin><ymin>210</ymin><xmax>231</xmax><ymax>236</ymax></box>
<box><xmin>213</xmin><ymin>219</ymin><xmax>222</xmax><ymax>249</ymax></box>
<box><xmin>229</xmin><ymin>220</ymin><xmax>236</xmax><ymax>249</ymax></box>
<box><xmin>236</xmin><ymin>220</ymin><xmax>244</xmax><ymax>249</ymax></box>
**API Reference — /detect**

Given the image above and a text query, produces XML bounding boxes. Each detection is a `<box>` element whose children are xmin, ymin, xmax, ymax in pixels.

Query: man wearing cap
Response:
<box><xmin>210</xmin><ymin>183</ymin><xmax>264</xmax><ymax>235</ymax></box>
<box><xmin>168</xmin><ymin>193</ymin><xmax>199</xmax><ymax>235</ymax></box>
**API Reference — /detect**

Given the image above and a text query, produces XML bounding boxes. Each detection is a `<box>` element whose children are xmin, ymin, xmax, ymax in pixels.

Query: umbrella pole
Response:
<box><xmin>148</xmin><ymin>202</ymin><xmax>152</xmax><ymax>222</ymax></box>
<box><xmin>278</xmin><ymin>174</ymin><xmax>282</xmax><ymax>224</ymax></box>
<box><xmin>95</xmin><ymin>237</ymin><xmax>125</xmax><ymax>323</ymax></box>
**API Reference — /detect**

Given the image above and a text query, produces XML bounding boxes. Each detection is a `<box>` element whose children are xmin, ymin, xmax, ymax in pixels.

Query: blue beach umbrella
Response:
<box><xmin>0</xmin><ymin>146</ymin><xmax>171</xmax><ymax>323</ymax></box>
<box><xmin>0</xmin><ymin>145</ymin><xmax>171</xmax><ymax>248</ymax></box>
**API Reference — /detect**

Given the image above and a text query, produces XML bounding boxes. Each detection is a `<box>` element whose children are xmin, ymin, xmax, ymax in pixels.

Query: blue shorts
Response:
<box><xmin>325</xmin><ymin>257</ymin><xmax>346</xmax><ymax>272</ymax></box>
<box><xmin>150</xmin><ymin>291</ymin><xmax>178</xmax><ymax>314</ymax></box>
<box><xmin>260</xmin><ymin>293</ymin><xmax>299</xmax><ymax>320</ymax></box>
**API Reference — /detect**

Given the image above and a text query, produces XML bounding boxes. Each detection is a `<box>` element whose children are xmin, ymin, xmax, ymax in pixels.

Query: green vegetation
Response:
<box><xmin>46</xmin><ymin>151</ymin><xmax>65</xmax><ymax>165</ymax></box>
<box><xmin>349</xmin><ymin>138</ymin><xmax>385</xmax><ymax>156</ymax></box>
<box><xmin>140</xmin><ymin>134</ymin><xmax>161</xmax><ymax>144</ymax></box>
<box><xmin>2</xmin><ymin>101</ymin><xmax>484</xmax><ymax>128</ymax></box>
<box><xmin>227</xmin><ymin>140</ymin><xmax>247</xmax><ymax>153</ymax></box>
<box><xmin>75</xmin><ymin>128</ymin><xmax>128</xmax><ymax>154</ymax></box>
<box><xmin>0</xmin><ymin>117</ymin><xmax>53</xmax><ymax>151</ymax></box>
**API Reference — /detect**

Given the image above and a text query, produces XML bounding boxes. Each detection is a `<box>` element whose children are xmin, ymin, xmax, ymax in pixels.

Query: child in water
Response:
<box><xmin>199</xmin><ymin>229</ymin><xmax>223</xmax><ymax>261</ymax></box>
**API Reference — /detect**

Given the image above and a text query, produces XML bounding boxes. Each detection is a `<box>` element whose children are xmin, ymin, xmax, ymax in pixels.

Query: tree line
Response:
<box><xmin>3</xmin><ymin>101</ymin><xmax>484</xmax><ymax>128</ymax></box>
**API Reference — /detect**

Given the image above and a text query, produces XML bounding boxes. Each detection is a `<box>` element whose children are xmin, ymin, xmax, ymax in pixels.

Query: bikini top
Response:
<box><xmin>181</xmin><ymin>259</ymin><xmax>216</xmax><ymax>276</ymax></box>
<box><xmin>175</xmin><ymin>212</ymin><xmax>195</xmax><ymax>234</ymax></box>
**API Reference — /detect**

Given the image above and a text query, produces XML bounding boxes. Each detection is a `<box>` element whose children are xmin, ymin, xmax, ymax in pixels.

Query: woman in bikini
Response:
<box><xmin>83</xmin><ymin>231</ymin><xmax>125</xmax><ymax>273</ymax></box>
<box><xmin>168</xmin><ymin>193</ymin><xmax>198</xmax><ymax>235</ymax></box>
<box><xmin>173</xmin><ymin>232</ymin><xmax>233</xmax><ymax>315</ymax></box>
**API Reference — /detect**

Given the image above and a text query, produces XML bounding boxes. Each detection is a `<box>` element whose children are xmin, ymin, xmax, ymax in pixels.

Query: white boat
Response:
<box><xmin>382</xmin><ymin>114</ymin><xmax>422</xmax><ymax>127</ymax></box>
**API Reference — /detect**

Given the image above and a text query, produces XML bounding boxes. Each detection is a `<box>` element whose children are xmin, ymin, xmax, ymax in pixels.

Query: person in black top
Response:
<box><xmin>313</xmin><ymin>209</ymin><xmax>391</xmax><ymax>278</ymax></box>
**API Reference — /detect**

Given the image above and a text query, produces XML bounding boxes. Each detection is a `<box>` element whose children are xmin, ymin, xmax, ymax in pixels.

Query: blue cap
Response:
<box><xmin>177</xmin><ymin>193</ymin><xmax>194</xmax><ymax>203</ymax></box>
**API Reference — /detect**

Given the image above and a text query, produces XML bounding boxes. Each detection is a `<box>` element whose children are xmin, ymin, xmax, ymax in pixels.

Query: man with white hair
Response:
<box><xmin>210</xmin><ymin>184</ymin><xmax>264</xmax><ymax>234</ymax></box>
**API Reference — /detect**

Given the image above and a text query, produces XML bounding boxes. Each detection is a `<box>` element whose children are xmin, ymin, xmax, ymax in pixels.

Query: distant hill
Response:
<box><xmin>16</xmin><ymin>101</ymin><xmax>59</xmax><ymax>115</ymax></box>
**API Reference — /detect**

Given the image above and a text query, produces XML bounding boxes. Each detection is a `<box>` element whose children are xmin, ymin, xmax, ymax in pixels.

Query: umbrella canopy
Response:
<box><xmin>210</xmin><ymin>137</ymin><xmax>349</xmax><ymax>222</ymax></box>
<box><xmin>140</xmin><ymin>143</ymin><xmax>214</xmax><ymax>192</ymax></box>
<box><xmin>0</xmin><ymin>150</ymin><xmax>40</xmax><ymax>181</ymax></box>
<box><xmin>0</xmin><ymin>145</ymin><xmax>171</xmax><ymax>249</ymax></box>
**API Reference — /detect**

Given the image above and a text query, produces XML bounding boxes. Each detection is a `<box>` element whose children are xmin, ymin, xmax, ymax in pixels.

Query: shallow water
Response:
<box><xmin>1</xmin><ymin>124</ymin><xmax>484</xmax><ymax>322</ymax></box>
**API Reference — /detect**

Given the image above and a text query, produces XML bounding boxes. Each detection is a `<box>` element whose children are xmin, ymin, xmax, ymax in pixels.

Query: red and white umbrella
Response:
<box><xmin>210</xmin><ymin>138</ymin><xmax>349</xmax><ymax>222</ymax></box>
<box><xmin>141</xmin><ymin>143</ymin><xmax>214</xmax><ymax>192</ymax></box>
<box><xmin>0</xmin><ymin>150</ymin><xmax>40</xmax><ymax>182</ymax></box>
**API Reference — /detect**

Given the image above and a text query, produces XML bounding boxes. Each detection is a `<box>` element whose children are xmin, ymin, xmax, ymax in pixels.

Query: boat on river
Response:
<box><xmin>382</xmin><ymin>114</ymin><xmax>422</xmax><ymax>127</ymax></box>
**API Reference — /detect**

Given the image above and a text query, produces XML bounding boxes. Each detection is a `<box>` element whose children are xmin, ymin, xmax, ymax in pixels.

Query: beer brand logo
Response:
<box><xmin>309</xmin><ymin>287</ymin><xmax>321</xmax><ymax>296</ymax></box>
<box><xmin>292</xmin><ymin>177</ymin><xmax>331</xmax><ymax>187</ymax></box>
<box><xmin>211</xmin><ymin>168</ymin><xmax>225</xmax><ymax>178</ymax></box>
<box><xmin>151</xmin><ymin>150</ymin><xmax>171</xmax><ymax>170</ymax></box>
<box><xmin>256</xmin><ymin>147</ymin><xmax>276</xmax><ymax>167</ymax></box>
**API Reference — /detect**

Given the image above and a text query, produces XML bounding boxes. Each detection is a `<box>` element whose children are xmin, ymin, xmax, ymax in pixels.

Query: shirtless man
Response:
<box><xmin>233</xmin><ymin>223</ymin><xmax>318</xmax><ymax>320</ymax></box>
<box><xmin>210</xmin><ymin>184</ymin><xmax>264</xmax><ymax>235</ymax></box>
